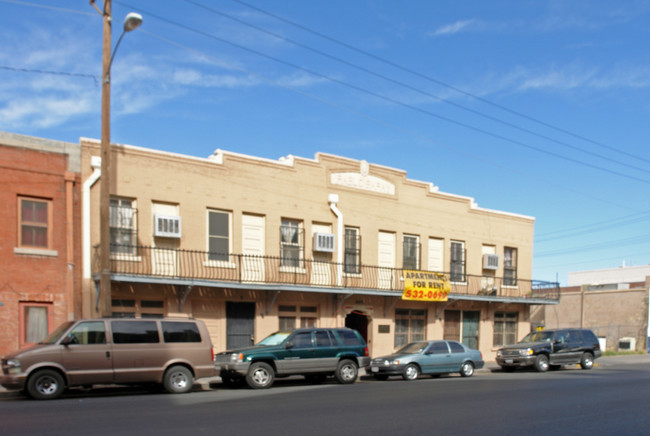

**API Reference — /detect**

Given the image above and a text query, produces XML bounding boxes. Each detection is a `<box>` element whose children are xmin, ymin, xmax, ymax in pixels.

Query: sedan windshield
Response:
<box><xmin>397</xmin><ymin>341</ymin><xmax>430</xmax><ymax>354</ymax></box>
<box><xmin>257</xmin><ymin>332</ymin><xmax>291</xmax><ymax>346</ymax></box>
<box><xmin>520</xmin><ymin>331</ymin><xmax>553</xmax><ymax>343</ymax></box>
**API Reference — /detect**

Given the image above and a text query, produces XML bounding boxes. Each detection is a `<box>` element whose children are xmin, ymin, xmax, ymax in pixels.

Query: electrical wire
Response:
<box><xmin>228</xmin><ymin>0</ymin><xmax>650</xmax><ymax>167</ymax></box>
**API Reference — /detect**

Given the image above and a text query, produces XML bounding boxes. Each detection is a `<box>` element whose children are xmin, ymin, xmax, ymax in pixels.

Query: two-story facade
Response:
<box><xmin>0</xmin><ymin>132</ymin><xmax>81</xmax><ymax>357</ymax></box>
<box><xmin>81</xmin><ymin>138</ymin><xmax>558</xmax><ymax>360</ymax></box>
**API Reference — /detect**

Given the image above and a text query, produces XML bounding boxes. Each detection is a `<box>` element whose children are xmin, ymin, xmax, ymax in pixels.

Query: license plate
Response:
<box><xmin>505</xmin><ymin>359</ymin><xmax>513</xmax><ymax>364</ymax></box>
<box><xmin>371</xmin><ymin>366</ymin><xmax>379</xmax><ymax>373</ymax></box>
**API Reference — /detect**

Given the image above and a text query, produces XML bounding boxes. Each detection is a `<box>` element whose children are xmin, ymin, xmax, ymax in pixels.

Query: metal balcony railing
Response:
<box><xmin>95</xmin><ymin>244</ymin><xmax>559</xmax><ymax>302</ymax></box>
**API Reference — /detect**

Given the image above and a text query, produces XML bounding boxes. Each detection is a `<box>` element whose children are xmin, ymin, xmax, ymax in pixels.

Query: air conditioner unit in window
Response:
<box><xmin>618</xmin><ymin>337</ymin><xmax>636</xmax><ymax>351</ymax></box>
<box><xmin>313</xmin><ymin>233</ymin><xmax>335</xmax><ymax>252</ymax></box>
<box><xmin>482</xmin><ymin>254</ymin><xmax>499</xmax><ymax>270</ymax></box>
<box><xmin>154</xmin><ymin>214</ymin><xmax>182</xmax><ymax>238</ymax></box>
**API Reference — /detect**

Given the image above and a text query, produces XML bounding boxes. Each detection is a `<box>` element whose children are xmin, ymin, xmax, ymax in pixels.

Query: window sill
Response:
<box><xmin>14</xmin><ymin>247</ymin><xmax>58</xmax><ymax>257</ymax></box>
<box><xmin>204</xmin><ymin>260</ymin><xmax>236</xmax><ymax>269</ymax></box>
<box><xmin>343</xmin><ymin>272</ymin><xmax>362</xmax><ymax>278</ymax></box>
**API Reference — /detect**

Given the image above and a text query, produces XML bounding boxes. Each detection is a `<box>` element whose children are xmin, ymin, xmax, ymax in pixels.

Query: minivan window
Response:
<box><xmin>112</xmin><ymin>321</ymin><xmax>159</xmax><ymax>344</ymax></box>
<box><xmin>162</xmin><ymin>321</ymin><xmax>202</xmax><ymax>343</ymax></box>
<box><xmin>68</xmin><ymin>321</ymin><xmax>106</xmax><ymax>345</ymax></box>
<box><xmin>39</xmin><ymin>321</ymin><xmax>74</xmax><ymax>344</ymax></box>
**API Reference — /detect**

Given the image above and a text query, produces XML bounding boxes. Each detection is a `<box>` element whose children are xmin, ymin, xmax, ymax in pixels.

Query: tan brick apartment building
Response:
<box><xmin>81</xmin><ymin>138</ymin><xmax>559</xmax><ymax>360</ymax></box>
<box><xmin>0</xmin><ymin>132</ymin><xmax>81</xmax><ymax>357</ymax></box>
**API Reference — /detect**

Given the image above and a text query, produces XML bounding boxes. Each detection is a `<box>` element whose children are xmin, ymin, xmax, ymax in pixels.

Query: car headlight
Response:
<box><xmin>4</xmin><ymin>358</ymin><xmax>21</xmax><ymax>374</ymax></box>
<box><xmin>230</xmin><ymin>353</ymin><xmax>244</xmax><ymax>362</ymax></box>
<box><xmin>519</xmin><ymin>348</ymin><xmax>533</xmax><ymax>356</ymax></box>
<box><xmin>497</xmin><ymin>350</ymin><xmax>502</xmax><ymax>357</ymax></box>
<box><xmin>391</xmin><ymin>360</ymin><xmax>401</xmax><ymax>366</ymax></box>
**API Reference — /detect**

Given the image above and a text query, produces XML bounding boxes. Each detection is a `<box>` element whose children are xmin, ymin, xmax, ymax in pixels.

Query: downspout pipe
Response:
<box><xmin>329</xmin><ymin>194</ymin><xmax>343</xmax><ymax>287</ymax></box>
<box><xmin>83</xmin><ymin>156</ymin><xmax>102</xmax><ymax>280</ymax></box>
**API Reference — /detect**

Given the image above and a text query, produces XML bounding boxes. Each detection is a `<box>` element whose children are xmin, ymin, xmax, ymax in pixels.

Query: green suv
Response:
<box><xmin>215</xmin><ymin>328</ymin><xmax>370</xmax><ymax>389</ymax></box>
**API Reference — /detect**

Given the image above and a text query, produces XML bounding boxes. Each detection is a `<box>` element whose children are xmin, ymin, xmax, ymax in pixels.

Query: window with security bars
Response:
<box><xmin>504</xmin><ymin>247</ymin><xmax>518</xmax><ymax>286</ymax></box>
<box><xmin>280</xmin><ymin>219</ymin><xmax>304</xmax><ymax>267</ymax></box>
<box><xmin>394</xmin><ymin>308</ymin><xmax>426</xmax><ymax>349</ymax></box>
<box><xmin>493</xmin><ymin>312</ymin><xmax>518</xmax><ymax>346</ymax></box>
<box><xmin>278</xmin><ymin>305</ymin><xmax>317</xmax><ymax>330</ymax></box>
<box><xmin>110</xmin><ymin>197</ymin><xmax>137</xmax><ymax>254</ymax></box>
<box><xmin>19</xmin><ymin>197</ymin><xmax>52</xmax><ymax>249</ymax></box>
<box><xmin>403</xmin><ymin>235</ymin><xmax>420</xmax><ymax>270</ymax></box>
<box><xmin>450</xmin><ymin>240</ymin><xmax>466</xmax><ymax>282</ymax></box>
<box><xmin>344</xmin><ymin>226</ymin><xmax>361</xmax><ymax>273</ymax></box>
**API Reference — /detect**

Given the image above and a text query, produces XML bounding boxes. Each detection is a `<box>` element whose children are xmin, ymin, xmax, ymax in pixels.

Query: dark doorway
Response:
<box><xmin>345</xmin><ymin>311</ymin><xmax>369</xmax><ymax>343</ymax></box>
<box><xmin>226</xmin><ymin>302</ymin><xmax>255</xmax><ymax>349</ymax></box>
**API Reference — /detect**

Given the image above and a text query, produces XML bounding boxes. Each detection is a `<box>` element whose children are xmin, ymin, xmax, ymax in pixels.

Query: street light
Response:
<box><xmin>97</xmin><ymin>0</ymin><xmax>142</xmax><ymax>316</ymax></box>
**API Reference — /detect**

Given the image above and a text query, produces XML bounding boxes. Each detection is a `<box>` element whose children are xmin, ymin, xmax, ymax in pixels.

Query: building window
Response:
<box><xmin>208</xmin><ymin>210</ymin><xmax>231</xmax><ymax>261</ymax></box>
<box><xmin>111</xmin><ymin>298</ymin><xmax>165</xmax><ymax>318</ymax></box>
<box><xmin>278</xmin><ymin>305</ymin><xmax>317</xmax><ymax>330</ymax></box>
<box><xmin>394</xmin><ymin>308</ymin><xmax>426</xmax><ymax>349</ymax></box>
<box><xmin>110</xmin><ymin>197</ymin><xmax>137</xmax><ymax>254</ymax></box>
<box><xmin>403</xmin><ymin>235</ymin><xmax>420</xmax><ymax>270</ymax></box>
<box><xmin>344</xmin><ymin>226</ymin><xmax>361</xmax><ymax>274</ymax></box>
<box><xmin>18</xmin><ymin>197</ymin><xmax>52</xmax><ymax>249</ymax></box>
<box><xmin>504</xmin><ymin>247</ymin><xmax>518</xmax><ymax>286</ymax></box>
<box><xmin>280</xmin><ymin>219</ymin><xmax>303</xmax><ymax>268</ymax></box>
<box><xmin>20</xmin><ymin>302</ymin><xmax>52</xmax><ymax>347</ymax></box>
<box><xmin>450</xmin><ymin>240</ymin><xmax>466</xmax><ymax>282</ymax></box>
<box><xmin>494</xmin><ymin>312</ymin><xmax>518</xmax><ymax>346</ymax></box>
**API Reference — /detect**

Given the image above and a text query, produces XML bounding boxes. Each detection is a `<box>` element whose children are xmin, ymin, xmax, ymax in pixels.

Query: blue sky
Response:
<box><xmin>1</xmin><ymin>0</ymin><xmax>650</xmax><ymax>285</ymax></box>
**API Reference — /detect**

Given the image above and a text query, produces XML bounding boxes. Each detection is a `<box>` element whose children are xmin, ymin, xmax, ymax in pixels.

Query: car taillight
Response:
<box><xmin>364</xmin><ymin>346</ymin><xmax>369</xmax><ymax>356</ymax></box>
<box><xmin>211</xmin><ymin>348</ymin><xmax>215</xmax><ymax>362</ymax></box>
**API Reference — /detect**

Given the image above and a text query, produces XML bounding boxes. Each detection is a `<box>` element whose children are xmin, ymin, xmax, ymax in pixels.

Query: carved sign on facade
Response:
<box><xmin>330</xmin><ymin>160</ymin><xmax>395</xmax><ymax>195</ymax></box>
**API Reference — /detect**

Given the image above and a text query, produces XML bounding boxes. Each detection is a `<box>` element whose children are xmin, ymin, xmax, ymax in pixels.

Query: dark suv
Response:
<box><xmin>496</xmin><ymin>328</ymin><xmax>602</xmax><ymax>372</ymax></box>
<box><xmin>214</xmin><ymin>328</ymin><xmax>370</xmax><ymax>389</ymax></box>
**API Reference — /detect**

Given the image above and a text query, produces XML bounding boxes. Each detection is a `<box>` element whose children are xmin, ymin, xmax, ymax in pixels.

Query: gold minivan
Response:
<box><xmin>0</xmin><ymin>318</ymin><xmax>215</xmax><ymax>399</ymax></box>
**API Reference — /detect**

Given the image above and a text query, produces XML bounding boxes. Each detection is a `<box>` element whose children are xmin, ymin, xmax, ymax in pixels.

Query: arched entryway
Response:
<box><xmin>345</xmin><ymin>310</ymin><xmax>369</xmax><ymax>343</ymax></box>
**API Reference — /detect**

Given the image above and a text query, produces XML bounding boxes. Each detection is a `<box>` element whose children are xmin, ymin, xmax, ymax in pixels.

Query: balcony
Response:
<box><xmin>95</xmin><ymin>245</ymin><xmax>559</xmax><ymax>304</ymax></box>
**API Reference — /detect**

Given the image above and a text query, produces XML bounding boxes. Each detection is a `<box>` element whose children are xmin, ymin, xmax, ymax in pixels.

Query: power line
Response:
<box><xmin>536</xmin><ymin>210</ymin><xmax>650</xmax><ymax>242</ymax></box>
<box><xmin>0</xmin><ymin>65</ymin><xmax>99</xmax><ymax>85</ymax></box>
<box><xmin>0</xmin><ymin>0</ymin><xmax>95</xmax><ymax>15</ymax></box>
<box><xmin>228</xmin><ymin>0</ymin><xmax>650</xmax><ymax>167</ymax></box>
<box><xmin>183</xmin><ymin>0</ymin><xmax>650</xmax><ymax>177</ymax></box>
<box><xmin>115</xmin><ymin>1</ymin><xmax>650</xmax><ymax>186</ymax></box>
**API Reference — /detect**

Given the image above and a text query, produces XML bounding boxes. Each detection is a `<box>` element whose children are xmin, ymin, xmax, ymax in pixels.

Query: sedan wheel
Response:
<box><xmin>460</xmin><ymin>361</ymin><xmax>474</xmax><ymax>377</ymax></box>
<box><xmin>402</xmin><ymin>364</ymin><xmax>420</xmax><ymax>381</ymax></box>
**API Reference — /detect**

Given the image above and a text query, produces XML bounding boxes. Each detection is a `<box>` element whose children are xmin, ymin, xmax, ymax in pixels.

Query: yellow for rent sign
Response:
<box><xmin>402</xmin><ymin>270</ymin><xmax>450</xmax><ymax>302</ymax></box>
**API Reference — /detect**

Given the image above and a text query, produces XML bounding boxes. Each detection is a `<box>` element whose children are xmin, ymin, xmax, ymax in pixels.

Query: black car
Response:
<box><xmin>496</xmin><ymin>328</ymin><xmax>602</xmax><ymax>372</ymax></box>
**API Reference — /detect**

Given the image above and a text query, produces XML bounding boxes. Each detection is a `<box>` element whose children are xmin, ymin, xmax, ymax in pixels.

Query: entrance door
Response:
<box><xmin>242</xmin><ymin>214</ymin><xmax>265</xmax><ymax>282</ymax></box>
<box><xmin>345</xmin><ymin>311</ymin><xmax>368</xmax><ymax>344</ymax></box>
<box><xmin>226</xmin><ymin>302</ymin><xmax>255</xmax><ymax>349</ymax></box>
<box><xmin>377</xmin><ymin>232</ymin><xmax>395</xmax><ymax>290</ymax></box>
<box><xmin>462</xmin><ymin>311</ymin><xmax>480</xmax><ymax>350</ymax></box>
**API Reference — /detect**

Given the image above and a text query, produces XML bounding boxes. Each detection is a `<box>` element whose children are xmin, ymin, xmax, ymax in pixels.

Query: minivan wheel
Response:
<box><xmin>163</xmin><ymin>365</ymin><xmax>194</xmax><ymax>394</ymax></box>
<box><xmin>460</xmin><ymin>361</ymin><xmax>475</xmax><ymax>377</ymax></box>
<box><xmin>534</xmin><ymin>354</ymin><xmax>549</xmax><ymax>372</ymax></box>
<box><xmin>402</xmin><ymin>364</ymin><xmax>420</xmax><ymax>381</ymax></box>
<box><xmin>335</xmin><ymin>359</ymin><xmax>358</xmax><ymax>384</ymax></box>
<box><xmin>27</xmin><ymin>369</ymin><xmax>65</xmax><ymax>400</ymax></box>
<box><xmin>580</xmin><ymin>352</ymin><xmax>594</xmax><ymax>370</ymax></box>
<box><xmin>246</xmin><ymin>362</ymin><xmax>275</xmax><ymax>389</ymax></box>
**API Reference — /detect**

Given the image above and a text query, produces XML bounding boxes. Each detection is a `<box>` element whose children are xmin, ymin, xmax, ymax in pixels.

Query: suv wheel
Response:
<box><xmin>402</xmin><ymin>364</ymin><xmax>420</xmax><ymax>381</ymax></box>
<box><xmin>580</xmin><ymin>352</ymin><xmax>594</xmax><ymax>370</ymax></box>
<box><xmin>460</xmin><ymin>361</ymin><xmax>475</xmax><ymax>377</ymax></box>
<box><xmin>27</xmin><ymin>369</ymin><xmax>65</xmax><ymax>400</ymax></box>
<box><xmin>335</xmin><ymin>359</ymin><xmax>358</xmax><ymax>384</ymax></box>
<box><xmin>246</xmin><ymin>362</ymin><xmax>275</xmax><ymax>389</ymax></box>
<box><xmin>534</xmin><ymin>354</ymin><xmax>549</xmax><ymax>372</ymax></box>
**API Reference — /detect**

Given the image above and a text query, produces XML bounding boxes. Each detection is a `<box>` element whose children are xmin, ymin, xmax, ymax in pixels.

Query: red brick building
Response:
<box><xmin>0</xmin><ymin>132</ymin><xmax>81</xmax><ymax>357</ymax></box>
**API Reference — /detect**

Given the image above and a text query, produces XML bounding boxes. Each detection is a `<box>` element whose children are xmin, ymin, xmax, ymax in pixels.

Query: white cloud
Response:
<box><xmin>430</xmin><ymin>19</ymin><xmax>477</xmax><ymax>36</ymax></box>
